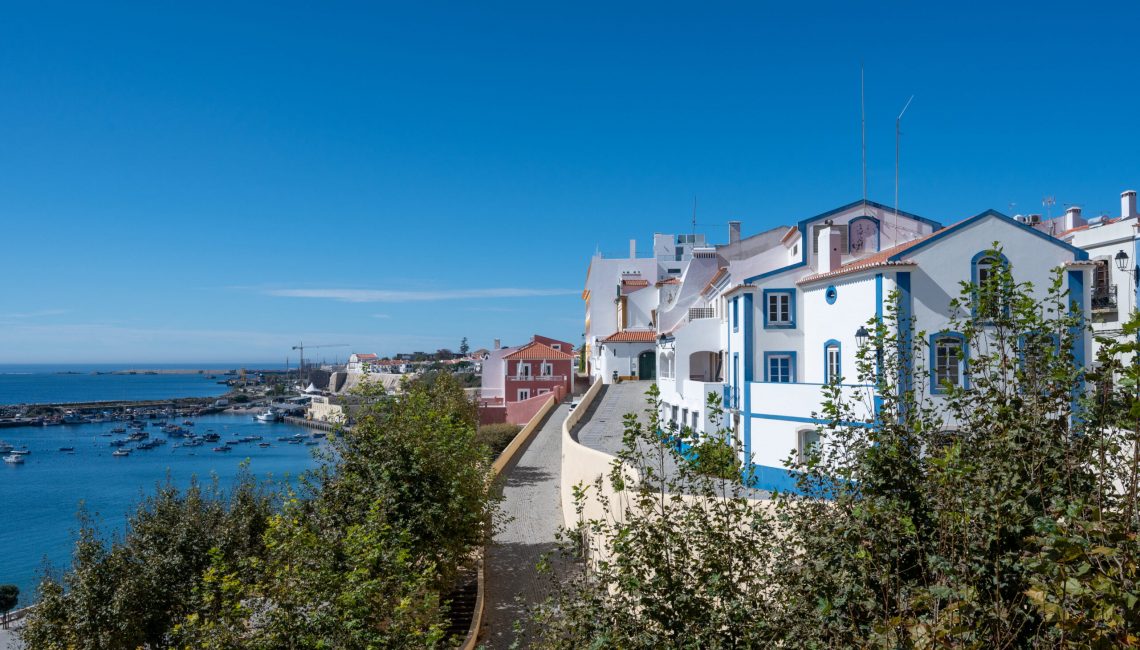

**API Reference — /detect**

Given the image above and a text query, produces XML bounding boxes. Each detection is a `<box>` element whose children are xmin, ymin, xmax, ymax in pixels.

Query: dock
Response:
<box><xmin>283</xmin><ymin>415</ymin><xmax>343</xmax><ymax>433</ymax></box>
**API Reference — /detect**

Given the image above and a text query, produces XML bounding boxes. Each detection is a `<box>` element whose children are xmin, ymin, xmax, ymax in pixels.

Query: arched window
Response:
<box><xmin>797</xmin><ymin>427</ymin><xmax>821</xmax><ymax>464</ymax></box>
<box><xmin>823</xmin><ymin>340</ymin><xmax>841</xmax><ymax>384</ymax></box>
<box><xmin>971</xmin><ymin>251</ymin><xmax>1011</xmax><ymax>320</ymax></box>
<box><xmin>930</xmin><ymin>332</ymin><xmax>968</xmax><ymax>394</ymax></box>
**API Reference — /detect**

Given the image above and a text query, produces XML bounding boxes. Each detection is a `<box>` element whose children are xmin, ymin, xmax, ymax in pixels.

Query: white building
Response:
<box><xmin>1051</xmin><ymin>189</ymin><xmax>1139</xmax><ymax>361</ymax></box>
<box><xmin>588</xmin><ymin>199</ymin><xmax>1094</xmax><ymax>493</ymax></box>
<box><xmin>346</xmin><ymin>353</ymin><xmax>379</xmax><ymax>374</ymax></box>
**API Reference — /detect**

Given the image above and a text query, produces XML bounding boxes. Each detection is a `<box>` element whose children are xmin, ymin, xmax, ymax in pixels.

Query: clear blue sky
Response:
<box><xmin>2</xmin><ymin>1</ymin><xmax>1138</xmax><ymax>364</ymax></box>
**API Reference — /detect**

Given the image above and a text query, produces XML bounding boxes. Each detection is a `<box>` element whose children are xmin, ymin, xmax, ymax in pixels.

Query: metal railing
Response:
<box><xmin>511</xmin><ymin>375</ymin><xmax>567</xmax><ymax>382</ymax></box>
<box><xmin>1092</xmin><ymin>284</ymin><xmax>1118</xmax><ymax>311</ymax></box>
<box><xmin>688</xmin><ymin>307</ymin><xmax>715</xmax><ymax>320</ymax></box>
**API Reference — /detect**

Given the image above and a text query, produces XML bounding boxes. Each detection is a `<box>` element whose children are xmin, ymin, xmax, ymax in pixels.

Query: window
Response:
<box><xmin>667</xmin><ymin>267</ymin><xmax>681</xmax><ymax>274</ymax></box>
<box><xmin>824</xmin><ymin>341</ymin><xmax>841</xmax><ymax>384</ymax></box>
<box><xmin>681</xmin><ymin>408</ymin><xmax>688</xmax><ymax>430</ymax></box>
<box><xmin>972</xmin><ymin>252</ymin><xmax>1010</xmax><ymax>319</ymax></box>
<box><xmin>540</xmin><ymin>362</ymin><xmax>553</xmax><ymax>376</ymax></box>
<box><xmin>671</xmin><ymin>405</ymin><xmax>679</xmax><ymax>426</ymax></box>
<box><xmin>691</xmin><ymin>411</ymin><xmax>699</xmax><ymax>432</ymax></box>
<box><xmin>1092</xmin><ymin>259</ymin><xmax>1117</xmax><ymax>311</ymax></box>
<box><xmin>551</xmin><ymin>344</ymin><xmax>561</xmax><ymax>350</ymax></box>
<box><xmin>538</xmin><ymin>388</ymin><xmax>550</xmax><ymax>395</ymax></box>
<box><xmin>798</xmin><ymin>428</ymin><xmax>821</xmax><ymax>464</ymax></box>
<box><xmin>825</xmin><ymin>285</ymin><xmax>838</xmax><ymax>304</ymax></box>
<box><xmin>931</xmin><ymin>333</ymin><xmax>966</xmax><ymax>393</ymax></box>
<box><xmin>732</xmin><ymin>297</ymin><xmax>739</xmax><ymax>332</ymax></box>
<box><xmin>517</xmin><ymin>389</ymin><xmax>531</xmax><ymax>400</ymax></box>
<box><xmin>765</xmin><ymin>353</ymin><xmax>795</xmax><ymax>383</ymax></box>
<box><xmin>1019</xmin><ymin>331</ymin><xmax>1060</xmax><ymax>374</ymax></box>
<box><xmin>811</xmin><ymin>224</ymin><xmax>849</xmax><ymax>254</ymax></box>
<box><xmin>517</xmin><ymin>363</ymin><xmax>531</xmax><ymax>377</ymax></box>
<box><xmin>763</xmin><ymin>289</ymin><xmax>796</xmax><ymax>328</ymax></box>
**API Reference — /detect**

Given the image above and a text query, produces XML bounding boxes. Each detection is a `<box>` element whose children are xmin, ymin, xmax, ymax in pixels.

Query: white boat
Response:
<box><xmin>9</xmin><ymin>449</ymin><xmax>30</xmax><ymax>456</ymax></box>
<box><xmin>112</xmin><ymin>449</ymin><xmax>131</xmax><ymax>457</ymax></box>
<box><xmin>254</xmin><ymin>408</ymin><xmax>279</xmax><ymax>423</ymax></box>
<box><xmin>3</xmin><ymin>454</ymin><xmax>24</xmax><ymax>464</ymax></box>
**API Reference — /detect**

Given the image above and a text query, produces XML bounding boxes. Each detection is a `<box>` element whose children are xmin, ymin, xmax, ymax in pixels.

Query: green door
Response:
<box><xmin>638</xmin><ymin>350</ymin><xmax>656</xmax><ymax>380</ymax></box>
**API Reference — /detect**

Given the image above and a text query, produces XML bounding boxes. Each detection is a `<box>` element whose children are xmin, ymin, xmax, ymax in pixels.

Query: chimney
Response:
<box><xmin>629</xmin><ymin>239</ymin><xmax>637</xmax><ymax>258</ymax></box>
<box><xmin>816</xmin><ymin>225</ymin><xmax>843</xmax><ymax>274</ymax></box>
<box><xmin>1124</xmin><ymin>190</ymin><xmax>1138</xmax><ymax>220</ymax></box>
<box><xmin>493</xmin><ymin>338</ymin><xmax>501</xmax><ymax>350</ymax></box>
<box><xmin>728</xmin><ymin>220</ymin><xmax>741</xmax><ymax>244</ymax></box>
<box><xmin>1063</xmin><ymin>206</ymin><xmax>1084</xmax><ymax>232</ymax></box>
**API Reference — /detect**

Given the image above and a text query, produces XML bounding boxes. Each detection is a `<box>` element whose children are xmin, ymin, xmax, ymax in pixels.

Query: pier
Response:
<box><xmin>283</xmin><ymin>415</ymin><xmax>342</xmax><ymax>433</ymax></box>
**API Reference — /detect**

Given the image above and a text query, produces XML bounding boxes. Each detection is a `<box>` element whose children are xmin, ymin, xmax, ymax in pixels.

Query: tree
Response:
<box><xmin>459</xmin><ymin>337</ymin><xmax>470</xmax><ymax>356</ymax></box>
<box><xmin>0</xmin><ymin>584</ymin><xmax>17</xmax><ymax>629</ymax></box>
<box><xmin>533</xmin><ymin>249</ymin><xmax>1140</xmax><ymax>648</ymax></box>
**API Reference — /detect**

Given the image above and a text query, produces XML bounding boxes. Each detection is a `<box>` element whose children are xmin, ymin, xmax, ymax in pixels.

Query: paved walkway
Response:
<box><xmin>574</xmin><ymin>381</ymin><xmax>653</xmax><ymax>454</ymax></box>
<box><xmin>0</xmin><ymin>622</ymin><xmax>24</xmax><ymax>650</ymax></box>
<box><xmin>481</xmin><ymin>403</ymin><xmax>569</xmax><ymax>649</ymax></box>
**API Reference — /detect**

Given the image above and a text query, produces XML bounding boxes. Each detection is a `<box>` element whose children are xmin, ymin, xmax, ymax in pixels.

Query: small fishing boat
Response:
<box><xmin>112</xmin><ymin>449</ymin><xmax>131</xmax><ymax>457</ymax></box>
<box><xmin>3</xmin><ymin>454</ymin><xmax>25</xmax><ymax>464</ymax></box>
<box><xmin>110</xmin><ymin>427</ymin><xmax>126</xmax><ymax>434</ymax></box>
<box><xmin>9</xmin><ymin>449</ymin><xmax>30</xmax><ymax>456</ymax></box>
<box><xmin>254</xmin><ymin>408</ymin><xmax>279</xmax><ymax>423</ymax></box>
<box><xmin>213</xmin><ymin>446</ymin><xmax>232</xmax><ymax>453</ymax></box>
<box><xmin>258</xmin><ymin>442</ymin><xmax>271</xmax><ymax>448</ymax></box>
<box><xmin>183</xmin><ymin>420</ymin><xmax>194</xmax><ymax>426</ymax></box>
<box><xmin>59</xmin><ymin>447</ymin><xmax>75</xmax><ymax>452</ymax></box>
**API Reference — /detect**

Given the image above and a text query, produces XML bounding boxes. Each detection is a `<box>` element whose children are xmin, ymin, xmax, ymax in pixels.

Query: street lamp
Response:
<box><xmin>855</xmin><ymin>326</ymin><xmax>871</xmax><ymax>349</ymax></box>
<box><xmin>1116</xmin><ymin>249</ymin><xmax>1130</xmax><ymax>272</ymax></box>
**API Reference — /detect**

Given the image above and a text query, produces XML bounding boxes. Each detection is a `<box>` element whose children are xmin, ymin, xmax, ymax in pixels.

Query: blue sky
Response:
<box><xmin>2</xmin><ymin>1</ymin><xmax>1138</xmax><ymax>364</ymax></box>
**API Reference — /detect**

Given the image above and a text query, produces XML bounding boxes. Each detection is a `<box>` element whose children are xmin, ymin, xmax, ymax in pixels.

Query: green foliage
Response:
<box><xmin>21</xmin><ymin>472</ymin><xmax>274</xmax><ymax>649</ymax></box>
<box><xmin>0</xmin><ymin>583</ymin><xmax>17</xmax><ymax>624</ymax></box>
<box><xmin>22</xmin><ymin>373</ymin><xmax>496</xmax><ymax>649</ymax></box>
<box><xmin>459</xmin><ymin>336</ymin><xmax>470</xmax><ymax>356</ymax></box>
<box><xmin>534</xmin><ymin>247</ymin><xmax>1140</xmax><ymax>648</ymax></box>
<box><xmin>476</xmin><ymin>422</ymin><xmax>523</xmax><ymax>459</ymax></box>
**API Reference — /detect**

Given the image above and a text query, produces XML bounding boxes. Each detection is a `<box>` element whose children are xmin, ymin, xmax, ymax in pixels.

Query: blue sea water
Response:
<box><xmin>0</xmin><ymin>364</ymin><xmax>279</xmax><ymax>405</ymax></box>
<box><xmin>0</xmin><ymin>413</ymin><xmax>323</xmax><ymax>606</ymax></box>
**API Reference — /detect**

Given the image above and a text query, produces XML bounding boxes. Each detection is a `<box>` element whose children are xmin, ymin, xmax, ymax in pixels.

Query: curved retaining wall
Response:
<box><xmin>462</xmin><ymin>393</ymin><xmax>558</xmax><ymax>650</ymax></box>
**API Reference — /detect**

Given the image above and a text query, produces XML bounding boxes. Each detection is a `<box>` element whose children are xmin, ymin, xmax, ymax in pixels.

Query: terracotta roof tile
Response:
<box><xmin>656</xmin><ymin>277</ymin><xmax>681</xmax><ymax>286</ymax></box>
<box><xmin>602</xmin><ymin>330</ymin><xmax>658</xmax><ymax>343</ymax></box>
<box><xmin>701</xmin><ymin>267</ymin><xmax>729</xmax><ymax>295</ymax></box>
<box><xmin>621</xmin><ymin>279</ymin><xmax>650</xmax><ymax>287</ymax></box>
<box><xmin>503</xmin><ymin>341</ymin><xmax>574</xmax><ymax>360</ymax></box>
<box><xmin>798</xmin><ymin>234</ymin><xmax>934</xmax><ymax>284</ymax></box>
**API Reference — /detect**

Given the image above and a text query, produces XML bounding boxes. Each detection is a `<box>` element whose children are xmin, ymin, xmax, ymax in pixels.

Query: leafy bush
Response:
<box><xmin>476</xmin><ymin>422</ymin><xmax>522</xmax><ymax>459</ymax></box>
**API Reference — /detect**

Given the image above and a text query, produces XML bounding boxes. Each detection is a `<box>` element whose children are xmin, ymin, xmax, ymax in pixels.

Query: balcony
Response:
<box><xmin>688</xmin><ymin>306</ymin><xmax>715</xmax><ymax>321</ymax></box>
<box><xmin>1092</xmin><ymin>284</ymin><xmax>1118</xmax><ymax>312</ymax></box>
<box><xmin>511</xmin><ymin>375</ymin><xmax>567</xmax><ymax>382</ymax></box>
<box><xmin>722</xmin><ymin>385</ymin><xmax>740</xmax><ymax>410</ymax></box>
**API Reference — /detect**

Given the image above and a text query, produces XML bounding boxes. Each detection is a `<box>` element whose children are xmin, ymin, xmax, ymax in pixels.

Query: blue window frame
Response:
<box><xmin>763</xmin><ymin>351</ymin><xmax>796</xmax><ymax>383</ymax></box>
<box><xmin>929</xmin><ymin>332</ymin><xmax>968</xmax><ymax>394</ymax></box>
<box><xmin>971</xmin><ymin>251</ymin><xmax>1011</xmax><ymax>320</ymax></box>
<box><xmin>732</xmin><ymin>297</ymin><xmax>739</xmax><ymax>332</ymax></box>
<box><xmin>762</xmin><ymin>289</ymin><xmax>796</xmax><ymax>329</ymax></box>
<box><xmin>1017</xmin><ymin>331</ymin><xmax>1061</xmax><ymax>373</ymax></box>
<box><xmin>823</xmin><ymin>339</ymin><xmax>841</xmax><ymax>384</ymax></box>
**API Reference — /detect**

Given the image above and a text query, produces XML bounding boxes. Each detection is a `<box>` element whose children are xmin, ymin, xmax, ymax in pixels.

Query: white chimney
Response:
<box><xmin>1123</xmin><ymin>190</ymin><xmax>1138</xmax><ymax>220</ymax></box>
<box><xmin>816</xmin><ymin>225</ymin><xmax>843</xmax><ymax>274</ymax></box>
<box><xmin>629</xmin><ymin>239</ymin><xmax>637</xmax><ymax>258</ymax></box>
<box><xmin>728</xmin><ymin>220</ymin><xmax>741</xmax><ymax>244</ymax></box>
<box><xmin>493</xmin><ymin>338</ymin><xmax>501</xmax><ymax>350</ymax></box>
<box><xmin>1063</xmin><ymin>206</ymin><xmax>1084</xmax><ymax>231</ymax></box>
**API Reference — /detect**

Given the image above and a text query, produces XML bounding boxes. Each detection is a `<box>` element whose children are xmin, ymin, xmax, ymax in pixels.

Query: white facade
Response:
<box><xmin>588</xmin><ymin>199</ymin><xmax>1094</xmax><ymax>493</ymax></box>
<box><xmin>1056</xmin><ymin>190</ymin><xmax>1139</xmax><ymax>362</ymax></box>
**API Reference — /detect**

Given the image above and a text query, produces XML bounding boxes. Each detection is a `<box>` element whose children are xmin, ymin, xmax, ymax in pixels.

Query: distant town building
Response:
<box><xmin>346</xmin><ymin>353</ymin><xmax>379</xmax><ymax>374</ymax></box>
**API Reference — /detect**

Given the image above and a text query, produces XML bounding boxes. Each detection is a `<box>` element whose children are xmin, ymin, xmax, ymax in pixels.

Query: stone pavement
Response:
<box><xmin>481</xmin><ymin>403</ymin><xmax>569</xmax><ymax>649</ymax></box>
<box><xmin>573</xmin><ymin>380</ymin><xmax>653</xmax><ymax>454</ymax></box>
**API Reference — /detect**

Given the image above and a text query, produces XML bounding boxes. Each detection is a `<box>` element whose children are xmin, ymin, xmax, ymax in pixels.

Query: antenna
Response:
<box><xmin>861</xmin><ymin>63</ymin><xmax>867</xmax><ymax>209</ymax></box>
<box><xmin>894</xmin><ymin>94</ymin><xmax>915</xmax><ymax>235</ymax></box>
<box><xmin>1043</xmin><ymin>196</ymin><xmax>1055</xmax><ymax>220</ymax></box>
<box><xmin>691</xmin><ymin>195</ymin><xmax>697</xmax><ymax>238</ymax></box>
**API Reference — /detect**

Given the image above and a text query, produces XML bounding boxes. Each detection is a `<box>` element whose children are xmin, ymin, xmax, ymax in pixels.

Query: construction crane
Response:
<box><xmin>292</xmin><ymin>342</ymin><xmax>348</xmax><ymax>387</ymax></box>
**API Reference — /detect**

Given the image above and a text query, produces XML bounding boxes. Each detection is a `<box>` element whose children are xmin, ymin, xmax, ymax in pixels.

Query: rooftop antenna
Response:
<box><xmin>691</xmin><ymin>195</ymin><xmax>697</xmax><ymax>238</ymax></box>
<box><xmin>894</xmin><ymin>94</ymin><xmax>915</xmax><ymax>236</ymax></box>
<box><xmin>1043</xmin><ymin>196</ymin><xmax>1055</xmax><ymax>219</ymax></box>
<box><xmin>861</xmin><ymin>63</ymin><xmax>867</xmax><ymax>210</ymax></box>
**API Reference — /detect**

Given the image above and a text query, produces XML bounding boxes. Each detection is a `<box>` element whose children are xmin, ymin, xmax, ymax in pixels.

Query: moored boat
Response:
<box><xmin>3</xmin><ymin>454</ymin><xmax>25</xmax><ymax>464</ymax></box>
<box><xmin>112</xmin><ymin>449</ymin><xmax>131</xmax><ymax>457</ymax></box>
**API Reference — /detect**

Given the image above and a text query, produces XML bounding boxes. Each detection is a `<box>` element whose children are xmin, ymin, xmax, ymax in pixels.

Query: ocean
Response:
<box><xmin>0</xmin><ymin>371</ymin><xmax>323</xmax><ymax>607</ymax></box>
<box><xmin>0</xmin><ymin>364</ymin><xmax>279</xmax><ymax>406</ymax></box>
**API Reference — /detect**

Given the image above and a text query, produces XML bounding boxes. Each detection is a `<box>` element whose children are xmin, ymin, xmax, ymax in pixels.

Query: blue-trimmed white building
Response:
<box><xmin>590</xmin><ymin>199</ymin><xmax>1094</xmax><ymax>493</ymax></box>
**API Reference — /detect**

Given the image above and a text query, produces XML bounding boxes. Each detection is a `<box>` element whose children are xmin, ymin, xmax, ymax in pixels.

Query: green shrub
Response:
<box><xmin>476</xmin><ymin>423</ymin><xmax>522</xmax><ymax>459</ymax></box>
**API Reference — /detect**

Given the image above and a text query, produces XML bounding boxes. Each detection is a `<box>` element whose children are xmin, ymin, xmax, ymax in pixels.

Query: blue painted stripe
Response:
<box><xmin>896</xmin><ymin>272</ymin><xmax>913</xmax><ymax>415</ymax></box>
<box><xmin>1068</xmin><ymin>269</ymin><xmax>1087</xmax><ymax>418</ymax></box>
<box><xmin>748</xmin><ymin>411</ymin><xmax>873</xmax><ymax>428</ymax></box>
<box><xmin>888</xmin><ymin>210</ymin><xmax>1089</xmax><ymax>262</ymax></box>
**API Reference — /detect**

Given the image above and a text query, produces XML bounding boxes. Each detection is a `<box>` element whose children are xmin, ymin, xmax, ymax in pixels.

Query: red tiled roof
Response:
<box><xmin>621</xmin><ymin>279</ymin><xmax>650</xmax><ymax>287</ymax></box>
<box><xmin>797</xmin><ymin>233</ymin><xmax>934</xmax><ymax>284</ymax></box>
<box><xmin>503</xmin><ymin>341</ymin><xmax>574</xmax><ymax>360</ymax></box>
<box><xmin>780</xmin><ymin>227</ymin><xmax>799</xmax><ymax>243</ymax></box>
<box><xmin>656</xmin><ymin>277</ymin><xmax>681</xmax><ymax>286</ymax></box>
<box><xmin>602</xmin><ymin>330</ymin><xmax>657</xmax><ymax>343</ymax></box>
<box><xmin>701</xmin><ymin>267</ymin><xmax>729</xmax><ymax>295</ymax></box>
<box><xmin>353</xmin><ymin>353</ymin><xmax>379</xmax><ymax>360</ymax></box>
